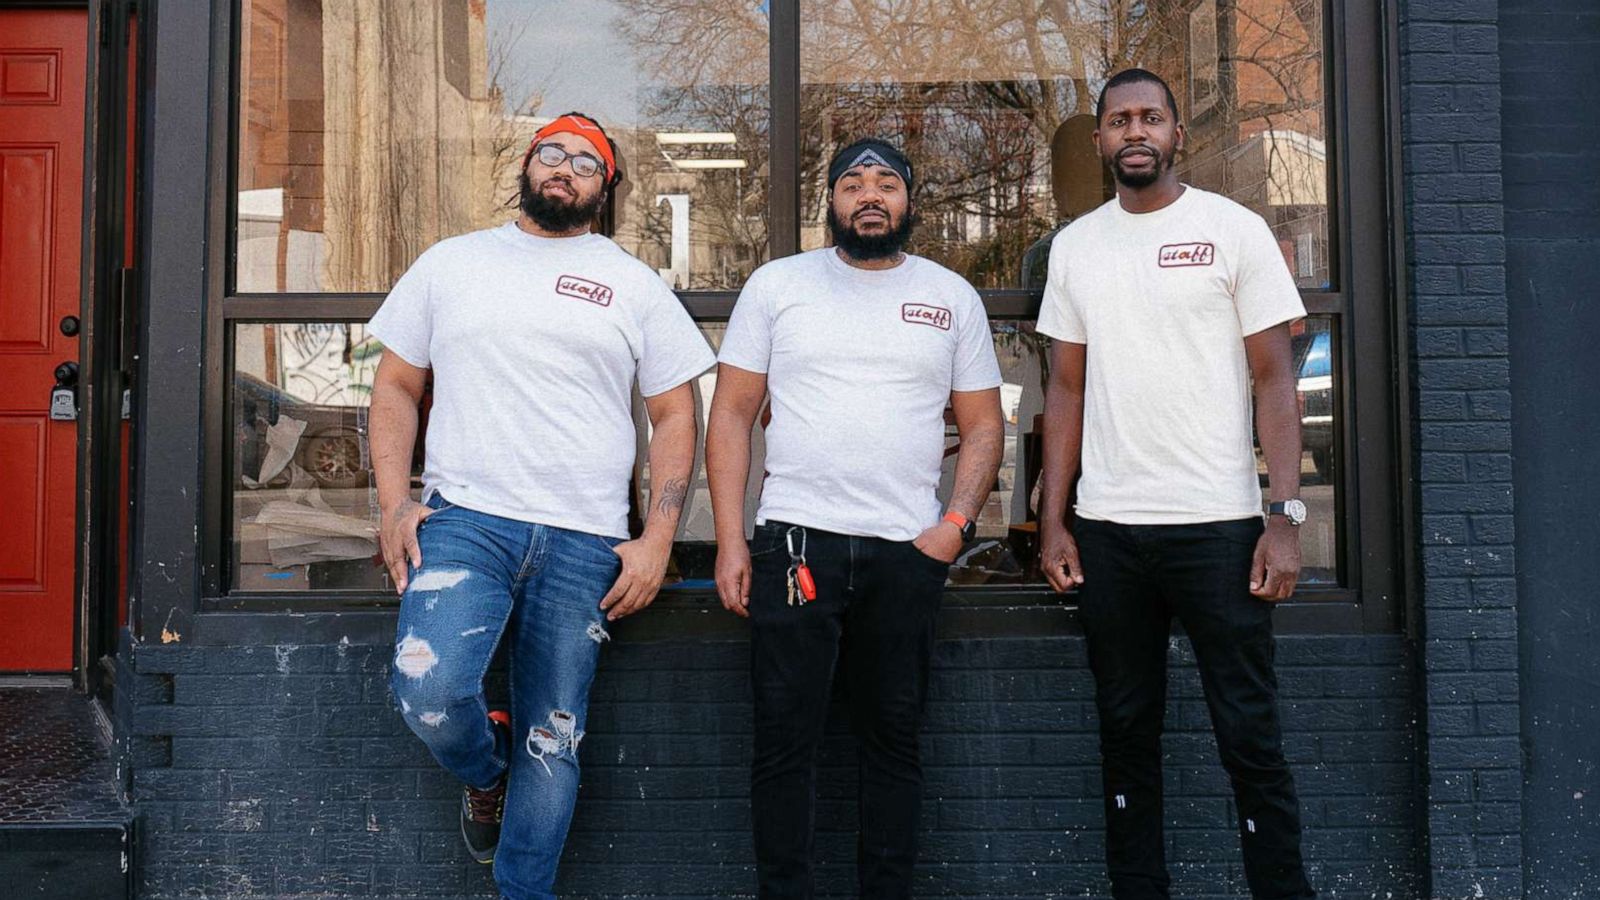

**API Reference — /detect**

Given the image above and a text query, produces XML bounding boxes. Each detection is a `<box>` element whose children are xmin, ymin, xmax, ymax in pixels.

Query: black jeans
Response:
<box><xmin>1075</xmin><ymin>517</ymin><xmax>1316</xmax><ymax>900</ymax></box>
<box><xmin>748</xmin><ymin>521</ymin><xmax>946</xmax><ymax>900</ymax></box>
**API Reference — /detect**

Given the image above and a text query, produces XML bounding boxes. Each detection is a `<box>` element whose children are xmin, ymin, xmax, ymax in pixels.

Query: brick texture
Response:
<box><xmin>1500</xmin><ymin>0</ymin><xmax>1600</xmax><ymax>895</ymax></box>
<box><xmin>1400</xmin><ymin>1</ymin><xmax>1524</xmax><ymax>896</ymax></box>
<box><xmin>125</xmin><ymin>635</ymin><xmax>1418</xmax><ymax>898</ymax></box>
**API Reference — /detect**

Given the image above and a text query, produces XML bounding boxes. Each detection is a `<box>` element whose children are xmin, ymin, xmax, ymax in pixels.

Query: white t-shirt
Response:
<box><xmin>1036</xmin><ymin>186</ymin><xmax>1306</xmax><ymax>525</ymax></box>
<box><xmin>367</xmin><ymin>222</ymin><xmax>715</xmax><ymax>538</ymax></box>
<box><xmin>719</xmin><ymin>248</ymin><xmax>1003</xmax><ymax>541</ymax></box>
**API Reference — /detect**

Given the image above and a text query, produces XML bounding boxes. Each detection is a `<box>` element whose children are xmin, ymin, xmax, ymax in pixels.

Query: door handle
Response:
<box><xmin>49</xmin><ymin>361</ymin><xmax>78</xmax><ymax>422</ymax></box>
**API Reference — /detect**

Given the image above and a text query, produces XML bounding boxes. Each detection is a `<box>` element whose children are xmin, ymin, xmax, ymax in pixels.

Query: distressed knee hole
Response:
<box><xmin>393</xmin><ymin>632</ymin><xmax>438</xmax><ymax>679</ymax></box>
<box><xmin>586</xmin><ymin>622</ymin><xmax>610</xmax><ymax>643</ymax></box>
<box><xmin>525</xmin><ymin>710</ymin><xmax>583</xmax><ymax>776</ymax></box>
<box><xmin>417</xmin><ymin>710</ymin><xmax>449</xmax><ymax>727</ymax></box>
<box><xmin>409</xmin><ymin>569</ymin><xmax>469</xmax><ymax>593</ymax></box>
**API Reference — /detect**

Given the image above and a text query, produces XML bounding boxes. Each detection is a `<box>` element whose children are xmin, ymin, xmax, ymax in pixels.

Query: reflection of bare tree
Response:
<box><xmin>605</xmin><ymin>0</ymin><xmax>1324</xmax><ymax>287</ymax></box>
<box><xmin>629</xmin><ymin>83</ymin><xmax>772</xmax><ymax>289</ymax></box>
<box><xmin>483</xmin><ymin>18</ymin><xmax>546</xmax><ymax>209</ymax></box>
<box><xmin>605</xmin><ymin>1</ymin><xmax>772</xmax><ymax>288</ymax></box>
<box><xmin>613</xmin><ymin>0</ymin><xmax>768</xmax><ymax>89</ymax></box>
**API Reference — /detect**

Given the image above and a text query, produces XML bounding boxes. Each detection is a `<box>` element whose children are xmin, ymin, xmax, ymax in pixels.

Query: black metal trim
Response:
<box><xmin>200</xmin><ymin>0</ymin><xmax>233</xmax><ymax>598</ymax></box>
<box><xmin>130</xmin><ymin>0</ymin><xmax>211</xmax><ymax>646</ymax></box>
<box><xmin>77</xmin><ymin>0</ymin><xmax>141</xmax><ymax>695</ymax></box>
<box><xmin>768</xmin><ymin>0</ymin><xmax>799</xmax><ymax>259</ymax></box>
<box><xmin>1340</xmin><ymin>0</ymin><xmax>1406</xmax><ymax>632</ymax></box>
<box><xmin>1381</xmin><ymin>0</ymin><xmax>1418</xmax><ymax>639</ymax></box>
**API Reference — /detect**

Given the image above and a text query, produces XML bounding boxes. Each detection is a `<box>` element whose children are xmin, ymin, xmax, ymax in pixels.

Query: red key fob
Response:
<box><xmin>796</xmin><ymin>564</ymin><xmax>817</xmax><ymax>602</ymax></box>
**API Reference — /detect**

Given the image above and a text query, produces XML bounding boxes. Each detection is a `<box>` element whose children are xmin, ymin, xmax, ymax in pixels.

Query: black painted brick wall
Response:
<box><xmin>125</xmin><ymin>634</ymin><xmax>1417</xmax><ymax>898</ymax></box>
<box><xmin>1399</xmin><ymin>0</ymin><xmax>1523</xmax><ymax>897</ymax></box>
<box><xmin>1501</xmin><ymin>0</ymin><xmax>1600</xmax><ymax>895</ymax></box>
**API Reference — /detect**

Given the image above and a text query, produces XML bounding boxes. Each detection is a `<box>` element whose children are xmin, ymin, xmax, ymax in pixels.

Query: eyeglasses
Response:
<box><xmin>532</xmin><ymin>143</ymin><xmax>606</xmax><ymax>179</ymax></box>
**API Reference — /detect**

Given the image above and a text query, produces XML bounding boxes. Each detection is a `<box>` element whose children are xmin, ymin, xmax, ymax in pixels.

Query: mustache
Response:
<box><xmin>852</xmin><ymin>204</ymin><xmax>890</xmax><ymax>219</ymax></box>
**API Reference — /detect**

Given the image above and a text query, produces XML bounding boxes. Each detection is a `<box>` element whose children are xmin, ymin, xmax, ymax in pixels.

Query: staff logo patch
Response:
<box><xmin>555</xmin><ymin>275</ymin><xmax>614</xmax><ymax>306</ymax></box>
<box><xmin>1158</xmin><ymin>242</ymin><xmax>1216</xmax><ymax>267</ymax></box>
<box><xmin>901</xmin><ymin>303</ymin><xmax>952</xmax><ymax>331</ymax></box>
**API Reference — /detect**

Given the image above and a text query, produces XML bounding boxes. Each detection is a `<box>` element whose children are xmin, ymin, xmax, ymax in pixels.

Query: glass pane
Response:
<box><xmin>231</xmin><ymin>318</ymin><xmax>1339</xmax><ymax>592</ymax></box>
<box><xmin>232</xmin><ymin>323</ymin><xmax>394</xmax><ymax>591</ymax></box>
<box><xmin>653</xmin><ymin>323</ymin><xmax>730</xmax><ymax>589</ymax></box>
<box><xmin>235</xmin><ymin>0</ymin><xmax>769</xmax><ymax>293</ymax></box>
<box><xmin>799</xmin><ymin>0</ymin><xmax>1330</xmax><ymax>290</ymax></box>
<box><xmin>1260</xmin><ymin>314</ymin><xmax>1339</xmax><ymax>583</ymax></box>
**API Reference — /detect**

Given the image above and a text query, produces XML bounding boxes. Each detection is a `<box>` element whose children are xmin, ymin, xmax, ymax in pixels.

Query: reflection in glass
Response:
<box><xmin>662</xmin><ymin>319</ymin><xmax>1339</xmax><ymax>588</ymax></box>
<box><xmin>799</xmin><ymin>0</ymin><xmax>1330</xmax><ymax>290</ymax></box>
<box><xmin>228</xmin><ymin>317</ymin><xmax>1338</xmax><ymax>593</ymax></box>
<box><xmin>1263</xmin><ymin>314</ymin><xmax>1339</xmax><ymax>583</ymax></box>
<box><xmin>232</xmin><ymin>323</ymin><xmax>398</xmax><ymax>591</ymax></box>
<box><xmin>236</xmin><ymin>0</ymin><xmax>769</xmax><ymax>293</ymax></box>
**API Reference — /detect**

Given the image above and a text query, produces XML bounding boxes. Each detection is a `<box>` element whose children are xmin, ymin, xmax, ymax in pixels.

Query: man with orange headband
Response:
<box><xmin>368</xmin><ymin>111</ymin><xmax>714</xmax><ymax>899</ymax></box>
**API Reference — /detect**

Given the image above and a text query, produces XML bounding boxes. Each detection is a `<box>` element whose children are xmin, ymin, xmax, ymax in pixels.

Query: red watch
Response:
<box><xmin>942</xmin><ymin>511</ymin><xmax>976</xmax><ymax>542</ymax></box>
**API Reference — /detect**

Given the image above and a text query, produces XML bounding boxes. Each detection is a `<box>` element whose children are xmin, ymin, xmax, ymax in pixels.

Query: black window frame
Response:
<box><xmin>197</xmin><ymin>0</ymin><xmax>1407</xmax><ymax>637</ymax></box>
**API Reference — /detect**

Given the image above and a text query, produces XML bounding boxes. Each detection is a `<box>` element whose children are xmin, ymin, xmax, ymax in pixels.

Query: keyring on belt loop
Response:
<box><xmin>785</xmin><ymin>525</ymin><xmax>806</xmax><ymax>561</ymax></box>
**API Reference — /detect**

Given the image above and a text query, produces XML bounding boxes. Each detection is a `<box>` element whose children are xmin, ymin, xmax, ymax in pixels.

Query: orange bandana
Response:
<box><xmin>522</xmin><ymin>113</ymin><xmax>616</xmax><ymax>181</ymax></box>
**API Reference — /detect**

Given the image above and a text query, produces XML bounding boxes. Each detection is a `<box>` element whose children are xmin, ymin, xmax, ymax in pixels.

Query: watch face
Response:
<box><xmin>1285</xmin><ymin>498</ymin><xmax>1308</xmax><ymax>524</ymax></box>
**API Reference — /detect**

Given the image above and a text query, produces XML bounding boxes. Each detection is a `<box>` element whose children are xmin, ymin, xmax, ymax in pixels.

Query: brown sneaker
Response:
<box><xmin>459</xmin><ymin>711</ymin><xmax>510</xmax><ymax>864</ymax></box>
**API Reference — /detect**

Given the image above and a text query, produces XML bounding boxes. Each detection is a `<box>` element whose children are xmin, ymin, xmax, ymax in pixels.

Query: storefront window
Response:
<box><xmin>232</xmin><ymin>323</ymin><xmax>392</xmax><ymax>591</ymax></box>
<box><xmin>799</xmin><ymin>0</ymin><xmax>1330</xmax><ymax>290</ymax></box>
<box><xmin>235</xmin><ymin>0</ymin><xmax>770</xmax><ymax>293</ymax></box>
<box><xmin>225</xmin><ymin>1</ymin><xmax>1345</xmax><ymax>597</ymax></box>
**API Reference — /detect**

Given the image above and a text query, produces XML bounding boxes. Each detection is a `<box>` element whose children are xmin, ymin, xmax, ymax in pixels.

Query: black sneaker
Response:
<box><xmin>460</xmin><ymin>711</ymin><xmax>510</xmax><ymax>864</ymax></box>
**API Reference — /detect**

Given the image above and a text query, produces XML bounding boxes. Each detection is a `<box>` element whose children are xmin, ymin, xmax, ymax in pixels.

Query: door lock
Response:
<box><xmin>49</xmin><ymin>361</ymin><xmax>78</xmax><ymax>422</ymax></box>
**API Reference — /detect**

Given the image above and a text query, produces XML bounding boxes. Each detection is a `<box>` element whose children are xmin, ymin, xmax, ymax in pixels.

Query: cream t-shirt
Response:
<box><xmin>368</xmin><ymin>223</ymin><xmax>716</xmax><ymax>538</ymax></box>
<box><xmin>718</xmin><ymin>248</ymin><xmax>1003</xmax><ymax>541</ymax></box>
<box><xmin>1036</xmin><ymin>186</ymin><xmax>1306</xmax><ymax>525</ymax></box>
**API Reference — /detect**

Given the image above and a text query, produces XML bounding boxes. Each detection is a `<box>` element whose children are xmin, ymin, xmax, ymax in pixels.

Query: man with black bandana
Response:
<box><xmin>707</xmin><ymin>138</ymin><xmax>1006</xmax><ymax>899</ymax></box>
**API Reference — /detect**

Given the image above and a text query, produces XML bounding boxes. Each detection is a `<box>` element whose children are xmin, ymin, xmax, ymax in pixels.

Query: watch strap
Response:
<box><xmin>942</xmin><ymin>511</ymin><xmax>976</xmax><ymax>541</ymax></box>
<box><xmin>1267</xmin><ymin>499</ymin><xmax>1306</xmax><ymax>524</ymax></box>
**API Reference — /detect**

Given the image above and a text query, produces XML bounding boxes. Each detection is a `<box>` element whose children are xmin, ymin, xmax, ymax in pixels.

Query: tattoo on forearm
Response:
<box><xmin>654</xmin><ymin>477</ymin><xmax>689</xmax><ymax>519</ymax></box>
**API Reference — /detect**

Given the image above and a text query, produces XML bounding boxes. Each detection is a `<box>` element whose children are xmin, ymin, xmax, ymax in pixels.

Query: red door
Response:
<box><xmin>0</xmin><ymin>10</ymin><xmax>87</xmax><ymax>672</ymax></box>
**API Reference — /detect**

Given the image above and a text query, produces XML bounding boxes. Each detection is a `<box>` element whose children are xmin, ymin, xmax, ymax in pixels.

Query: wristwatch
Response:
<box><xmin>942</xmin><ymin>511</ymin><xmax>977</xmax><ymax>542</ymax></box>
<box><xmin>1267</xmin><ymin>499</ymin><xmax>1308</xmax><ymax>526</ymax></box>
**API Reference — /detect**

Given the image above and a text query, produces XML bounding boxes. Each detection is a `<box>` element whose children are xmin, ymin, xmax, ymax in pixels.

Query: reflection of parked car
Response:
<box><xmin>234</xmin><ymin>372</ymin><xmax>370</xmax><ymax>490</ymax></box>
<box><xmin>1293</xmin><ymin>330</ymin><xmax>1334</xmax><ymax>481</ymax></box>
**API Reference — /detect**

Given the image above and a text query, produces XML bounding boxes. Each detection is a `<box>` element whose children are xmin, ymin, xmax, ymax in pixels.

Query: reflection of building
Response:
<box><xmin>237</xmin><ymin>0</ymin><xmax>506</xmax><ymax>292</ymax></box>
<box><xmin>608</xmin><ymin>116</ymin><xmax>769</xmax><ymax>291</ymax></box>
<box><xmin>1178</xmin><ymin>0</ymin><xmax>1329</xmax><ymax>286</ymax></box>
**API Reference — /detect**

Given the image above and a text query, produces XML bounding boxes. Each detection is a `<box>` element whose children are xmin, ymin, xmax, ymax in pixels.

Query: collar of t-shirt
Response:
<box><xmin>493</xmin><ymin>221</ymin><xmax>604</xmax><ymax>254</ymax></box>
<box><xmin>1105</xmin><ymin>183</ymin><xmax>1197</xmax><ymax>228</ymax></box>
<box><xmin>822</xmin><ymin>246</ymin><xmax>919</xmax><ymax>284</ymax></box>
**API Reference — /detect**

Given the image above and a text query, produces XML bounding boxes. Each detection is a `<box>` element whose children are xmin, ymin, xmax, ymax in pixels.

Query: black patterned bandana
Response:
<box><xmin>827</xmin><ymin>138</ymin><xmax>914</xmax><ymax>190</ymax></box>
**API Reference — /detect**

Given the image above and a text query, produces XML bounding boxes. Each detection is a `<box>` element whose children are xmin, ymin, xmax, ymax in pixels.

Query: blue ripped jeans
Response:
<box><xmin>390</xmin><ymin>494</ymin><xmax>622</xmax><ymax>900</ymax></box>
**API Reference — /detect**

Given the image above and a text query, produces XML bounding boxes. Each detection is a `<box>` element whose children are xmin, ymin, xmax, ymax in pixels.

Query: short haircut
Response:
<box><xmin>1095</xmin><ymin>69</ymin><xmax>1180</xmax><ymax>123</ymax></box>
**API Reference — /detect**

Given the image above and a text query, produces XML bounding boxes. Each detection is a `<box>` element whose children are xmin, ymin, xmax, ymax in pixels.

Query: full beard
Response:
<box><xmin>1110</xmin><ymin>147</ymin><xmax>1171</xmax><ymax>189</ymax></box>
<box><xmin>519</xmin><ymin>172</ymin><xmax>604</xmax><ymax>233</ymax></box>
<box><xmin>827</xmin><ymin>204</ymin><xmax>914</xmax><ymax>261</ymax></box>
